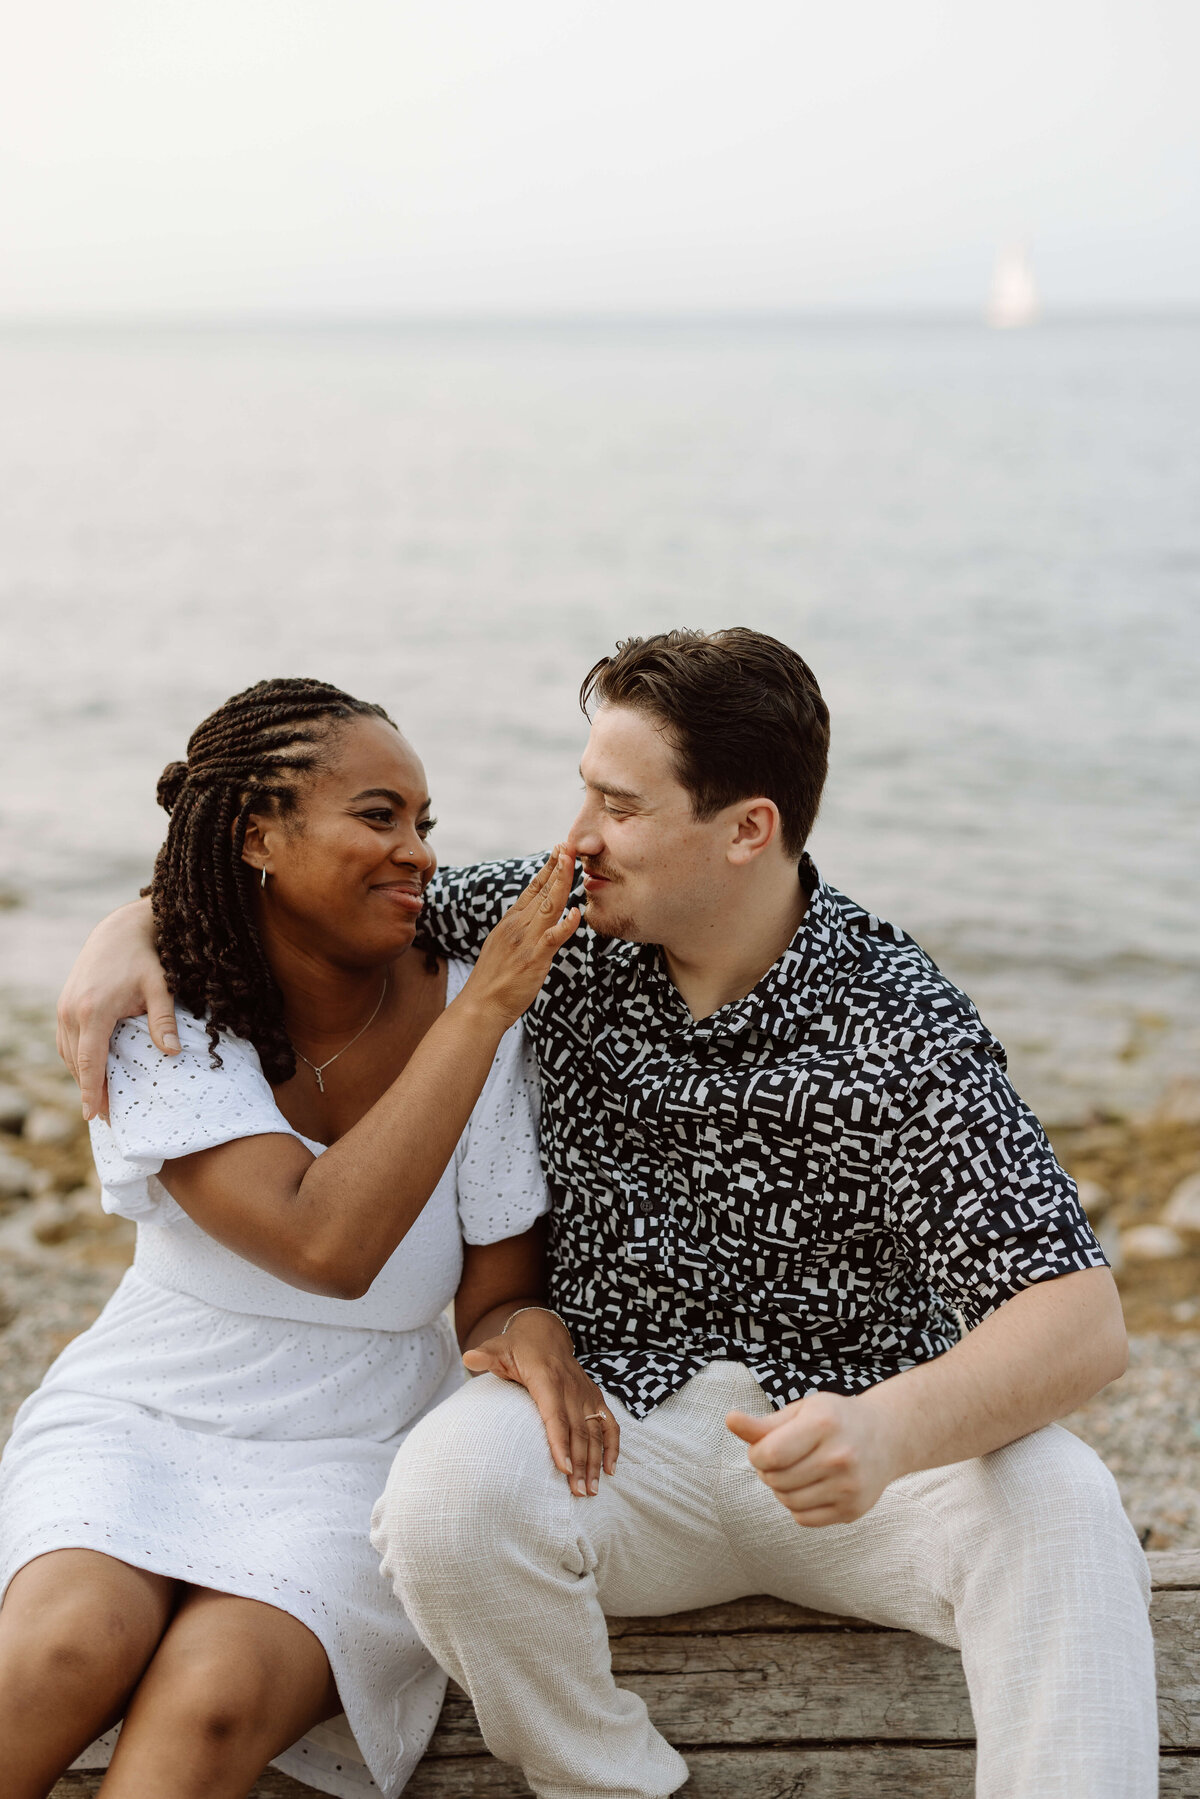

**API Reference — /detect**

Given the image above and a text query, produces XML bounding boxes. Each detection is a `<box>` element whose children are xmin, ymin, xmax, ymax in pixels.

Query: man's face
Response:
<box><xmin>567</xmin><ymin>704</ymin><xmax>736</xmax><ymax>947</ymax></box>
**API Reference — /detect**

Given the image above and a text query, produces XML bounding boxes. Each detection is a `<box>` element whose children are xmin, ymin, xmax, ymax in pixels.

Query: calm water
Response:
<box><xmin>1</xmin><ymin>319</ymin><xmax>1197</xmax><ymax>1121</ymax></box>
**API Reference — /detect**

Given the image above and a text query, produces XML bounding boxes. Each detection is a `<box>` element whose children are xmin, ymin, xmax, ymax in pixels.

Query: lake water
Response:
<box><xmin>1</xmin><ymin>318</ymin><xmax>1197</xmax><ymax>1122</ymax></box>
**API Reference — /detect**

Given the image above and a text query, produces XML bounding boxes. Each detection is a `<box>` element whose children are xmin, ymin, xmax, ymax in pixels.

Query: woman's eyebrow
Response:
<box><xmin>348</xmin><ymin>788</ymin><xmax>432</xmax><ymax>810</ymax></box>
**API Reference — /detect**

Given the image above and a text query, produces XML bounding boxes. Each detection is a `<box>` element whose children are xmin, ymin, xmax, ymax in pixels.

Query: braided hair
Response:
<box><xmin>151</xmin><ymin>677</ymin><xmax>396</xmax><ymax>1083</ymax></box>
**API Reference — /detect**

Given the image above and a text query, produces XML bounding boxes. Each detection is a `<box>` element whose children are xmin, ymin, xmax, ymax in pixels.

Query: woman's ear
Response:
<box><xmin>239</xmin><ymin>813</ymin><xmax>271</xmax><ymax>877</ymax></box>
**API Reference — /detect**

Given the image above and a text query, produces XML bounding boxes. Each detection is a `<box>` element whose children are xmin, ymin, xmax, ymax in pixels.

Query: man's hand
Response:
<box><xmin>464</xmin><ymin>1308</ymin><xmax>619</xmax><ymax>1499</ymax></box>
<box><xmin>56</xmin><ymin>898</ymin><xmax>178</xmax><ymax>1122</ymax></box>
<box><xmin>728</xmin><ymin>1270</ymin><xmax>1128</xmax><ymax>1529</ymax></box>
<box><xmin>726</xmin><ymin>1391</ymin><xmax>902</xmax><ymax>1528</ymax></box>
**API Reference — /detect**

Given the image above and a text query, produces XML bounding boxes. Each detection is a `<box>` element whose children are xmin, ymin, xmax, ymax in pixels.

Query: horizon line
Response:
<box><xmin>1</xmin><ymin>303</ymin><xmax>1199</xmax><ymax>332</ymax></box>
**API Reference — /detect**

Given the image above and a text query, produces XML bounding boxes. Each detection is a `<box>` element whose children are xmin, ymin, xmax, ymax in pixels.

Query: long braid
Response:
<box><xmin>151</xmin><ymin>678</ymin><xmax>395</xmax><ymax>1083</ymax></box>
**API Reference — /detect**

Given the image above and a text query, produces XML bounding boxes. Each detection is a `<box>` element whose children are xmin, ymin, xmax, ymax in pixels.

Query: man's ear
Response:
<box><xmin>727</xmin><ymin>799</ymin><xmax>780</xmax><ymax>867</ymax></box>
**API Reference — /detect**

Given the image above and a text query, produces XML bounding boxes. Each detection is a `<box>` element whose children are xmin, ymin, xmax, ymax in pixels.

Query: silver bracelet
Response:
<box><xmin>501</xmin><ymin>1305</ymin><xmax>574</xmax><ymax>1351</ymax></box>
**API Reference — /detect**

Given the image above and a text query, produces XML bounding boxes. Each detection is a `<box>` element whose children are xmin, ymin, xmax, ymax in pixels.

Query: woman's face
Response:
<box><xmin>246</xmin><ymin>715</ymin><xmax>438</xmax><ymax>969</ymax></box>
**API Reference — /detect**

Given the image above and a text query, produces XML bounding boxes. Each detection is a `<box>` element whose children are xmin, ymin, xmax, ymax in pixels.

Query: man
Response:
<box><xmin>60</xmin><ymin>629</ymin><xmax>1154</xmax><ymax>1797</ymax></box>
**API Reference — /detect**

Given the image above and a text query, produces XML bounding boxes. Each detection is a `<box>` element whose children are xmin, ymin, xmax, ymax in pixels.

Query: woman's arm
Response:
<box><xmin>454</xmin><ymin>1226</ymin><xmax>619</xmax><ymax>1499</ymax></box>
<box><xmin>157</xmin><ymin>854</ymin><xmax>579</xmax><ymax>1301</ymax></box>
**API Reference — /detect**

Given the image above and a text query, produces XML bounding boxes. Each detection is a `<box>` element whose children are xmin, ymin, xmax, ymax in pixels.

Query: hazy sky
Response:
<box><xmin>3</xmin><ymin>0</ymin><xmax>1197</xmax><ymax>316</ymax></box>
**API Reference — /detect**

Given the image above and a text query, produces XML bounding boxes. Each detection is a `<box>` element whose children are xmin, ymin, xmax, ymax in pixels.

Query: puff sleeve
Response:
<box><xmin>89</xmin><ymin>1012</ymin><xmax>292</xmax><ymax>1221</ymax></box>
<box><xmin>454</xmin><ymin>1019</ymin><xmax>549</xmax><ymax>1245</ymax></box>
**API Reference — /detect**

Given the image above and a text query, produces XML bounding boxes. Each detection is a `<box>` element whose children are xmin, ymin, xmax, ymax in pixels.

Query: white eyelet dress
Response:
<box><xmin>0</xmin><ymin>960</ymin><xmax>548</xmax><ymax>1798</ymax></box>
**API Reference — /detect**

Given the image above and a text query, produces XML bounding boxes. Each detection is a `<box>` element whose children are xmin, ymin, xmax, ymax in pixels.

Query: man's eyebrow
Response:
<box><xmin>348</xmin><ymin>789</ymin><xmax>433</xmax><ymax>810</ymax></box>
<box><xmin>578</xmin><ymin>766</ymin><xmax>644</xmax><ymax>804</ymax></box>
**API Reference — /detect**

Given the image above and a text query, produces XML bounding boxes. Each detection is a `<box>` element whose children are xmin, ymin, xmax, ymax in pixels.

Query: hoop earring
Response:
<box><xmin>261</xmin><ymin>867</ymin><xmax>268</xmax><ymax>889</ymax></box>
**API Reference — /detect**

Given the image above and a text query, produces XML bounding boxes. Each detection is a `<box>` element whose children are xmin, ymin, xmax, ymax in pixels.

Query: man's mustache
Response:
<box><xmin>581</xmin><ymin>860</ymin><xmax>621</xmax><ymax>884</ymax></box>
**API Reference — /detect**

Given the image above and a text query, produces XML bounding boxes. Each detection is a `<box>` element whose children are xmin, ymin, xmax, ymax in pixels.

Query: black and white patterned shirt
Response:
<box><xmin>422</xmin><ymin>855</ymin><xmax>1105</xmax><ymax>1418</ymax></box>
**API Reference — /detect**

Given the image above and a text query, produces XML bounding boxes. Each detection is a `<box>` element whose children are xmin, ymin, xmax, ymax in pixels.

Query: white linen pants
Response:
<box><xmin>371</xmin><ymin>1361</ymin><xmax>1156</xmax><ymax>1799</ymax></box>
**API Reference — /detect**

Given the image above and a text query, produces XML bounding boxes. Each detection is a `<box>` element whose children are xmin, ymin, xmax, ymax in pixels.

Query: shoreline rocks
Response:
<box><xmin>0</xmin><ymin>993</ymin><xmax>1197</xmax><ymax>1547</ymax></box>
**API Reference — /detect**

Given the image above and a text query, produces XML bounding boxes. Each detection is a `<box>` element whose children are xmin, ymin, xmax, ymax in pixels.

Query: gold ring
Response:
<box><xmin>584</xmin><ymin>1410</ymin><xmax>607</xmax><ymax>1423</ymax></box>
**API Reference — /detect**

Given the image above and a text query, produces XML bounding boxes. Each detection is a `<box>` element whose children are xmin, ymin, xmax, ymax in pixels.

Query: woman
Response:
<box><xmin>0</xmin><ymin>677</ymin><xmax>613</xmax><ymax>1799</ymax></box>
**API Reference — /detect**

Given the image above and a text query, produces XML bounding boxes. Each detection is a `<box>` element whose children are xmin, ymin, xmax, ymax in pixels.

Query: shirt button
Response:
<box><xmin>638</xmin><ymin>1198</ymin><xmax>654</xmax><ymax>1215</ymax></box>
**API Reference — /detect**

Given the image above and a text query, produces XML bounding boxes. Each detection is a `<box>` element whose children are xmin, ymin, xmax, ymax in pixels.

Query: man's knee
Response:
<box><xmin>952</xmin><ymin>1426</ymin><xmax>1147</xmax><ymax>1597</ymax></box>
<box><xmin>372</xmin><ymin>1376</ymin><xmax>569</xmax><ymax>1602</ymax></box>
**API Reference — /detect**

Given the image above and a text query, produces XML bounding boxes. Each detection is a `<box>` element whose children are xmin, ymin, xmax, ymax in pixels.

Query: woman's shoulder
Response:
<box><xmin>105</xmin><ymin>1010</ymin><xmax>277</xmax><ymax>1143</ymax></box>
<box><xmin>94</xmin><ymin>1010</ymin><xmax>287</xmax><ymax>1207</ymax></box>
<box><xmin>109</xmin><ymin>1009</ymin><xmax>265</xmax><ymax>1087</ymax></box>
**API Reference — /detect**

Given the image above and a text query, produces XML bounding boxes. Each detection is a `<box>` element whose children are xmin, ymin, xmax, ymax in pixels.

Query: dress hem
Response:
<box><xmin>0</xmin><ymin>1530</ymin><xmax>419</xmax><ymax>1799</ymax></box>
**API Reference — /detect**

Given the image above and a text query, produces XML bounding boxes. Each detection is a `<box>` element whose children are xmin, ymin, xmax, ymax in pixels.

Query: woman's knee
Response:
<box><xmin>0</xmin><ymin>1583</ymin><xmax>159</xmax><ymax>1697</ymax></box>
<box><xmin>140</xmin><ymin>1644</ymin><xmax>276</xmax><ymax>1754</ymax></box>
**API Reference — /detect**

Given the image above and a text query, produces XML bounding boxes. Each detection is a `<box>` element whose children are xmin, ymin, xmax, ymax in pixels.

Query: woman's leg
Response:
<box><xmin>0</xmin><ymin>1548</ymin><xmax>178</xmax><ymax>1799</ymax></box>
<box><xmin>101</xmin><ymin>1584</ymin><xmax>340</xmax><ymax>1799</ymax></box>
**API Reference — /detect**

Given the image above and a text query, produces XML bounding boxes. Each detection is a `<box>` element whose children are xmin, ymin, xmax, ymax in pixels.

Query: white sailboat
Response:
<box><xmin>985</xmin><ymin>243</ymin><xmax>1039</xmax><ymax>329</ymax></box>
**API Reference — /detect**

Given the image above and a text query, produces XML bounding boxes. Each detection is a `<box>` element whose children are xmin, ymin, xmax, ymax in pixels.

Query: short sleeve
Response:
<box><xmin>455</xmin><ymin>1018</ymin><xmax>549</xmax><ymax>1246</ymax></box>
<box><xmin>418</xmin><ymin>857</ymin><xmax>548</xmax><ymax>963</ymax></box>
<box><xmin>89</xmin><ymin>1012</ymin><xmax>291</xmax><ymax>1220</ymax></box>
<box><xmin>886</xmin><ymin>1049</ymin><xmax>1107</xmax><ymax>1329</ymax></box>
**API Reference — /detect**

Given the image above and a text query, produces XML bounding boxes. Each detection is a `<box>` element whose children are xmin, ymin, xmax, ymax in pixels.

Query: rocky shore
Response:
<box><xmin>1</xmin><ymin>995</ymin><xmax>1197</xmax><ymax>1548</ymax></box>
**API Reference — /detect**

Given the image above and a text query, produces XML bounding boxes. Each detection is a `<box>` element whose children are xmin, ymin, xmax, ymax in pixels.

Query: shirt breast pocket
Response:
<box><xmin>754</xmin><ymin>1144</ymin><xmax>883</xmax><ymax>1275</ymax></box>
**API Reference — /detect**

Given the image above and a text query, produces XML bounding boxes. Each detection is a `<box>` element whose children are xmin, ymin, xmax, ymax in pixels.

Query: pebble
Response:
<box><xmin>1120</xmin><ymin>1224</ymin><xmax>1187</xmax><ymax>1262</ymax></box>
<box><xmin>1163</xmin><ymin>1171</ymin><xmax>1200</xmax><ymax>1240</ymax></box>
<box><xmin>0</xmin><ymin>1082</ymin><xmax>29</xmax><ymax>1132</ymax></box>
<box><xmin>22</xmin><ymin>1103</ymin><xmax>80</xmax><ymax>1148</ymax></box>
<box><xmin>1153</xmin><ymin>1077</ymin><xmax>1200</xmax><ymax>1128</ymax></box>
<box><xmin>1075</xmin><ymin>1177</ymin><xmax>1112</xmax><ymax>1221</ymax></box>
<box><xmin>0</xmin><ymin>1147</ymin><xmax>38</xmax><ymax>1199</ymax></box>
<box><xmin>1096</xmin><ymin>1217</ymin><xmax>1123</xmax><ymax>1273</ymax></box>
<box><xmin>29</xmin><ymin>1193</ymin><xmax>77</xmax><ymax>1245</ymax></box>
<box><xmin>1065</xmin><ymin>1332</ymin><xmax>1200</xmax><ymax>1551</ymax></box>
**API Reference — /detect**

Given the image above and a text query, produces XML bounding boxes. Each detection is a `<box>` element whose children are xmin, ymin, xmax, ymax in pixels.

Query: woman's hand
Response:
<box><xmin>56</xmin><ymin>899</ymin><xmax>179</xmax><ymax>1121</ymax></box>
<box><xmin>459</xmin><ymin>849</ymin><xmax>581</xmax><ymax>1032</ymax></box>
<box><xmin>463</xmin><ymin>1308</ymin><xmax>619</xmax><ymax>1498</ymax></box>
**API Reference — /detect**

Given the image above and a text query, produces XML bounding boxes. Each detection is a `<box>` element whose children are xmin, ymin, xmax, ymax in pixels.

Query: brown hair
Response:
<box><xmin>580</xmin><ymin>628</ymin><xmax>830</xmax><ymax>858</ymax></box>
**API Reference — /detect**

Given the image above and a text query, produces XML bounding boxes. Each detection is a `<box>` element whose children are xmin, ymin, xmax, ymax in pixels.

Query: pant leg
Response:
<box><xmin>721</xmin><ymin>1412</ymin><xmax>1157</xmax><ymax>1799</ymax></box>
<box><xmin>371</xmin><ymin>1369</ymin><xmax>752</xmax><ymax>1799</ymax></box>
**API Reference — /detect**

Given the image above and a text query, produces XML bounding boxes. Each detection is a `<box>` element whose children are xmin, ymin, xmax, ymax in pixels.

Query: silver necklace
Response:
<box><xmin>292</xmin><ymin>974</ymin><xmax>388</xmax><ymax>1094</ymax></box>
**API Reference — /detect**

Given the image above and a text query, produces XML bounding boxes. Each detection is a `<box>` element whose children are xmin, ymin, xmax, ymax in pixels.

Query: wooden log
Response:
<box><xmin>50</xmin><ymin>1550</ymin><xmax>1200</xmax><ymax>1797</ymax></box>
<box><xmin>429</xmin><ymin>1632</ymin><xmax>976</xmax><ymax>1755</ymax></box>
<box><xmin>50</xmin><ymin>1749</ymin><xmax>1200</xmax><ymax>1799</ymax></box>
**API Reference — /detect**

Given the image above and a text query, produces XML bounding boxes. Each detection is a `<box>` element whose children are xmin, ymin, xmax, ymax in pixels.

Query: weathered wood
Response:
<box><xmin>426</xmin><ymin>1593</ymin><xmax>1199</xmax><ymax>1757</ymax></box>
<box><xmin>1155</xmin><ymin>1592</ymin><xmax>1200</xmax><ymax>1750</ymax></box>
<box><xmin>1150</xmin><ymin>1549</ymin><xmax>1200</xmax><ymax>1590</ymax></box>
<box><xmin>402</xmin><ymin>1748</ymin><xmax>1200</xmax><ymax>1799</ymax></box>
<box><xmin>429</xmin><ymin>1630</ymin><xmax>975</xmax><ymax>1755</ymax></box>
<box><xmin>54</xmin><ymin>1782</ymin><xmax>314</xmax><ymax>1798</ymax></box>
<box><xmin>607</xmin><ymin>1595</ymin><xmax>876</xmax><ymax>1634</ymax></box>
<box><xmin>50</xmin><ymin>1553</ymin><xmax>1200</xmax><ymax>1797</ymax></box>
<box><xmin>48</xmin><ymin>1748</ymin><xmax>1200</xmax><ymax>1799</ymax></box>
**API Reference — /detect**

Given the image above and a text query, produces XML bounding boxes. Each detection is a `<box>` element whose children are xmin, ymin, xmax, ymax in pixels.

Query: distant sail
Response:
<box><xmin>986</xmin><ymin>244</ymin><xmax>1039</xmax><ymax>329</ymax></box>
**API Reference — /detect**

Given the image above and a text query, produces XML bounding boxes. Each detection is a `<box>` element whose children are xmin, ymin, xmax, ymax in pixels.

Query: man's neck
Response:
<box><xmin>662</xmin><ymin>869</ymin><xmax>810</xmax><ymax>1022</ymax></box>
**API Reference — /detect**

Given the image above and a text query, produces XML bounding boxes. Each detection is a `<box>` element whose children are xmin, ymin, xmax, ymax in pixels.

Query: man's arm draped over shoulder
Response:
<box><xmin>58</xmin><ymin>855</ymin><xmax>555</xmax><ymax>1117</ymax></box>
<box><xmin>418</xmin><ymin>856</ymin><xmax>551</xmax><ymax>964</ymax></box>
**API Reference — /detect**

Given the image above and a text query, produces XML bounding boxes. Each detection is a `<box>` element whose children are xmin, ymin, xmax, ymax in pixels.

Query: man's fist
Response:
<box><xmin>726</xmin><ymin>1389</ymin><xmax>902</xmax><ymax>1527</ymax></box>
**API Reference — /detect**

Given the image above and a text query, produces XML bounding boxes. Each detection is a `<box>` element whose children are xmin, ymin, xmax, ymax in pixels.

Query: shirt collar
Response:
<box><xmin>599</xmin><ymin>856</ymin><xmax>846</xmax><ymax>1044</ymax></box>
